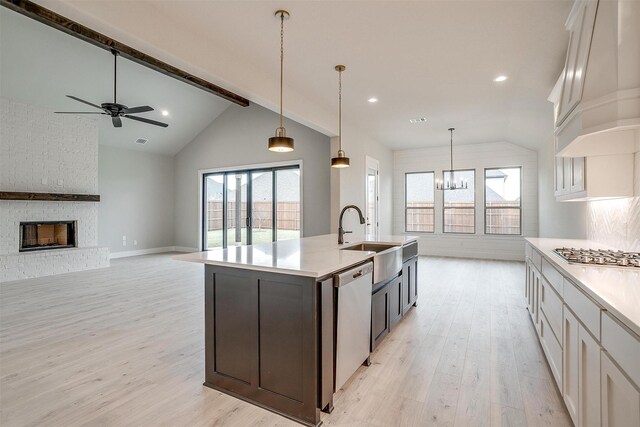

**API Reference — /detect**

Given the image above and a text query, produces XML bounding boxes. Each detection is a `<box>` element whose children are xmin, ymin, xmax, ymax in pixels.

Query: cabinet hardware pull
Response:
<box><xmin>353</xmin><ymin>271</ymin><xmax>363</xmax><ymax>278</ymax></box>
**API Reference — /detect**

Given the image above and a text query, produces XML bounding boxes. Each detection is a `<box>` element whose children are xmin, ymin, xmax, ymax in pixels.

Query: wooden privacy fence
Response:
<box><xmin>207</xmin><ymin>201</ymin><xmax>300</xmax><ymax>231</ymax></box>
<box><xmin>406</xmin><ymin>201</ymin><xmax>520</xmax><ymax>234</ymax></box>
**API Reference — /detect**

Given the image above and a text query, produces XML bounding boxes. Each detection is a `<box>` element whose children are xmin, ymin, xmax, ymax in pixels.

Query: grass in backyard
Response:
<box><xmin>207</xmin><ymin>228</ymin><xmax>300</xmax><ymax>248</ymax></box>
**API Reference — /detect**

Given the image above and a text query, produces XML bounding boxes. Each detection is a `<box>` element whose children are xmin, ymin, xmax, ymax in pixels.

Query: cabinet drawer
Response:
<box><xmin>541</xmin><ymin>257</ymin><xmax>564</xmax><ymax>296</ymax></box>
<box><xmin>540</xmin><ymin>309</ymin><xmax>563</xmax><ymax>391</ymax></box>
<box><xmin>563</xmin><ymin>278</ymin><xmax>601</xmax><ymax>339</ymax></box>
<box><xmin>602</xmin><ymin>312</ymin><xmax>640</xmax><ymax>387</ymax></box>
<box><xmin>531</xmin><ymin>249</ymin><xmax>542</xmax><ymax>271</ymax></box>
<box><xmin>540</xmin><ymin>277</ymin><xmax>563</xmax><ymax>343</ymax></box>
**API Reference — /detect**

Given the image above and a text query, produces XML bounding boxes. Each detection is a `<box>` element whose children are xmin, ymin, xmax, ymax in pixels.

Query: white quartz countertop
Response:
<box><xmin>526</xmin><ymin>238</ymin><xmax>640</xmax><ymax>336</ymax></box>
<box><xmin>174</xmin><ymin>234</ymin><xmax>418</xmax><ymax>278</ymax></box>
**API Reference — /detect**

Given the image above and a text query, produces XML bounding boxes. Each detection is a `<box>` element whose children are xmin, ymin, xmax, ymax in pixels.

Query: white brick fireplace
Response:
<box><xmin>0</xmin><ymin>98</ymin><xmax>109</xmax><ymax>282</ymax></box>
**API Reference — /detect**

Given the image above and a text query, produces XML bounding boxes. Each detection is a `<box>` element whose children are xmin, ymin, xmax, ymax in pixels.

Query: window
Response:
<box><xmin>405</xmin><ymin>172</ymin><xmax>435</xmax><ymax>232</ymax></box>
<box><xmin>485</xmin><ymin>167</ymin><xmax>521</xmax><ymax>235</ymax></box>
<box><xmin>203</xmin><ymin>165</ymin><xmax>301</xmax><ymax>249</ymax></box>
<box><xmin>443</xmin><ymin>169</ymin><xmax>475</xmax><ymax>234</ymax></box>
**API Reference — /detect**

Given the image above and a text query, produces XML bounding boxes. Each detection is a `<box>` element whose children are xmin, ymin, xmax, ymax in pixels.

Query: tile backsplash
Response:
<box><xmin>587</xmin><ymin>197</ymin><xmax>640</xmax><ymax>252</ymax></box>
<box><xmin>587</xmin><ymin>152</ymin><xmax>640</xmax><ymax>252</ymax></box>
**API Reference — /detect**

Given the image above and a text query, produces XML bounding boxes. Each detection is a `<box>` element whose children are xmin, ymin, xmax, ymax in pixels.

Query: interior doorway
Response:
<box><xmin>365</xmin><ymin>156</ymin><xmax>380</xmax><ymax>236</ymax></box>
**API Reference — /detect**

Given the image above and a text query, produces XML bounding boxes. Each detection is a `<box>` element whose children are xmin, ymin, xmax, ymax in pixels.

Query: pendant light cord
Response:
<box><xmin>279</xmin><ymin>12</ymin><xmax>284</xmax><ymax>129</ymax></box>
<box><xmin>449</xmin><ymin>128</ymin><xmax>454</xmax><ymax>182</ymax></box>
<box><xmin>338</xmin><ymin>68</ymin><xmax>342</xmax><ymax>151</ymax></box>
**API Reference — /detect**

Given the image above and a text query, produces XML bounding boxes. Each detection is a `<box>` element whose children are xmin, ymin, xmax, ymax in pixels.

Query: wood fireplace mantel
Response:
<box><xmin>0</xmin><ymin>191</ymin><xmax>100</xmax><ymax>202</ymax></box>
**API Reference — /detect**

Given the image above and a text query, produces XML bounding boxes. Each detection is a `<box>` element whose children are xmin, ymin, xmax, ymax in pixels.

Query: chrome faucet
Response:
<box><xmin>338</xmin><ymin>205</ymin><xmax>366</xmax><ymax>244</ymax></box>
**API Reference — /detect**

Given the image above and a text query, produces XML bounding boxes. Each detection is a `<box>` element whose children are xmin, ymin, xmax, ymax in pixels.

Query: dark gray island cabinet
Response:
<box><xmin>203</xmin><ymin>265</ymin><xmax>333</xmax><ymax>426</ymax></box>
<box><xmin>175</xmin><ymin>234</ymin><xmax>419</xmax><ymax>426</ymax></box>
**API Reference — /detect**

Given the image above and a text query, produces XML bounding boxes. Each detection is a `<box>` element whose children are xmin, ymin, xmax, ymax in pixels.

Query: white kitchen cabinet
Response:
<box><xmin>556</xmin><ymin>0</ymin><xmax>599</xmax><ymax>126</ymax></box>
<box><xmin>578</xmin><ymin>324</ymin><xmax>601</xmax><ymax>427</ymax></box>
<box><xmin>525</xmin><ymin>241</ymin><xmax>640</xmax><ymax>427</ymax></box>
<box><xmin>540</xmin><ymin>309</ymin><xmax>563</xmax><ymax>391</ymax></box>
<box><xmin>564</xmin><ymin>307</ymin><xmax>580</xmax><ymax>425</ymax></box>
<box><xmin>563</xmin><ymin>306</ymin><xmax>601</xmax><ymax>427</ymax></box>
<box><xmin>601</xmin><ymin>351</ymin><xmax>640</xmax><ymax>427</ymax></box>
<box><xmin>554</xmin><ymin>153</ymin><xmax>634</xmax><ymax>201</ymax></box>
<box><xmin>570</xmin><ymin>157</ymin><xmax>585</xmax><ymax>193</ymax></box>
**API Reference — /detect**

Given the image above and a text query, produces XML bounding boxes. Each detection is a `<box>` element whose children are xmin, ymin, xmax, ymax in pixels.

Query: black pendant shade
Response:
<box><xmin>331</xmin><ymin>150</ymin><xmax>350</xmax><ymax>168</ymax></box>
<box><xmin>268</xmin><ymin>127</ymin><xmax>294</xmax><ymax>152</ymax></box>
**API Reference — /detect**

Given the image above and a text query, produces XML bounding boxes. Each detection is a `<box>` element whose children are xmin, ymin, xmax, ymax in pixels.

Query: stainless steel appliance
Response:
<box><xmin>341</xmin><ymin>243</ymin><xmax>402</xmax><ymax>284</ymax></box>
<box><xmin>334</xmin><ymin>262</ymin><xmax>373</xmax><ymax>391</ymax></box>
<box><xmin>554</xmin><ymin>247</ymin><xmax>640</xmax><ymax>268</ymax></box>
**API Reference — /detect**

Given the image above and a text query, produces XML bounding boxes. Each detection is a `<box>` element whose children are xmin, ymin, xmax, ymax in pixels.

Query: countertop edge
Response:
<box><xmin>174</xmin><ymin>235</ymin><xmax>418</xmax><ymax>279</ymax></box>
<box><xmin>525</xmin><ymin>237</ymin><xmax>640</xmax><ymax>337</ymax></box>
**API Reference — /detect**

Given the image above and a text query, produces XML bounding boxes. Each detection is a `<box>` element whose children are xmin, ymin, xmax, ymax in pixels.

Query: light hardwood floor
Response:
<box><xmin>0</xmin><ymin>254</ymin><xmax>571</xmax><ymax>426</ymax></box>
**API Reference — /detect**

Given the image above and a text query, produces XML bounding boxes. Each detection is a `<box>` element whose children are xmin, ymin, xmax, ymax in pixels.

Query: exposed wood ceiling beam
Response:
<box><xmin>0</xmin><ymin>0</ymin><xmax>250</xmax><ymax>107</ymax></box>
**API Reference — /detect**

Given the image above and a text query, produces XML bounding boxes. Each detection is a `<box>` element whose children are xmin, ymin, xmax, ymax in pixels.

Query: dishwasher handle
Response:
<box><xmin>334</xmin><ymin>262</ymin><xmax>373</xmax><ymax>287</ymax></box>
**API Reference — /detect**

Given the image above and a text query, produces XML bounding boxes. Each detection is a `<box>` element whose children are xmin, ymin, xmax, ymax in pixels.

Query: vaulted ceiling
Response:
<box><xmin>0</xmin><ymin>7</ymin><xmax>231</xmax><ymax>156</ymax></box>
<box><xmin>30</xmin><ymin>0</ymin><xmax>571</xmax><ymax>151</ymax></box>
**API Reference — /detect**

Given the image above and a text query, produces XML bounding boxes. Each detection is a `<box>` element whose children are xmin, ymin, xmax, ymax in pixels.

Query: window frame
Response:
<box><xmin>404</xmin><ymin>171</ymin><xmax>435</xmax><ymax>233</ymax></box>
<box><xmin>483</xmin><ymin>166</ymin><xmax>523</xmax><ymax>236</ymax></box>
<box><xmin>201</xmin><ymin>163</ymin><xmax>301</xmax><ymax>250</ymax></box>
<box><xmin>442</xmin><ymin>168</ymin><xmax>476</xmax><ymax>235</ymax></box>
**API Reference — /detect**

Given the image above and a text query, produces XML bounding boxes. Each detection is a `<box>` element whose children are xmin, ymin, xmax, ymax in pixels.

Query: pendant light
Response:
<box><xmin>268</xmin><ymin>10</ymin><xmax>294</xmax><ymax>152</ymax></box>
<box><xmin>436</xmin><ymin>128</ymin><xmax>468</xmax><ymax>190</ymax></box>
<box><xmin>331</xmin><ymin>65</ymin><xmax>350</xmax><ymax>168</ymax></box>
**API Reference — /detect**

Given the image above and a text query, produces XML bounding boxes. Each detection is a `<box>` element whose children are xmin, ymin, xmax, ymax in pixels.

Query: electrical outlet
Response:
<box><xmin>41</xmin><ymin>178</ymin><xmax>47</xmax><ymax>185</ymax></box>
<box><xmin>57</xmin><ymin>179</ymin><xmax>63</xmax><ymax>186</ymax></box>
<box><xmin>123</xmin><ymin>240</ymin><xmax>127</xmax><ymax>246</ymax></box>
<box><xmin>134</xmin><ymin>240</ymin><xmax>138</xmax><ymax>246</ymax></box>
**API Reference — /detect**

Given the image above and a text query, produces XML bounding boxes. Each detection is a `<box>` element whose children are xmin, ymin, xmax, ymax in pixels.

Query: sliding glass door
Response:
<box><xmin>203</xmin><ymin>165</ymin><xmax>301</xmax><ymax>250</ymax></box>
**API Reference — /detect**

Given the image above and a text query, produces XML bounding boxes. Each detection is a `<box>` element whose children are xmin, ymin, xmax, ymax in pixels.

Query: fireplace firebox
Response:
<box><xmin>19</xmin><ymin>221</ymin><xmax>77</xmax><ymax>252</ymax></box>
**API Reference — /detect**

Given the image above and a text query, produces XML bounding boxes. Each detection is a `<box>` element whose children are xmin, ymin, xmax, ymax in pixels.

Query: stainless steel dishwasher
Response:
<box><xmin>334</xmin><ymin>261</ymin><xmax>374</xmax><ymax>391</ymax></box>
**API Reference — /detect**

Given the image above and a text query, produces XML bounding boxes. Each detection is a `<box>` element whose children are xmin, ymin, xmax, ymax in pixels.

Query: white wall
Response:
<box><xmin>538</xmin><ymin>135</ymin><xmax>587</xmax><ymax>238</ymax></box>
<box><xmin>98</xmin><ymin>145</ymin><xmax>175</xmax><ymax>253</ymax></box>
<box><xmin>330</xmin><ymin>128</ymin><xmax>394</xmax><ymax>236</ymax></box>
<box><xmin>174</xmin><ymin>103</ymin><xmax>331</xmax><ymax>250</ymax></box>
<box><xmin>393</xmin><ymin>141</ymin><xmax>538</xmax><ymax>261</ymax></box>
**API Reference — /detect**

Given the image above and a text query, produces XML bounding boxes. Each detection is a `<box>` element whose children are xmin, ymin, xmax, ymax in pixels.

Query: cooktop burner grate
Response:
<box><xmin>553</xmin><ymin>247</ymin><xmax>640</xmax><ymax>268</ymax></box>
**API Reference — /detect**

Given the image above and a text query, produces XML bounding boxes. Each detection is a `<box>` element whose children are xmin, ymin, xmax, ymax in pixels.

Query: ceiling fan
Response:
<box><xmin>55</xmin><ymin>49</ymin><xmax>168</xmax><ymax>128</ymax></box>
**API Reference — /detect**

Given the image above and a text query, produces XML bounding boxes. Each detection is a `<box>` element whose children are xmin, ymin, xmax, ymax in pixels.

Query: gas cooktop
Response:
<box><xmin>554</xmin><ymin>247</ymin><xmax>640</xmax><ymax>268</ymax></box>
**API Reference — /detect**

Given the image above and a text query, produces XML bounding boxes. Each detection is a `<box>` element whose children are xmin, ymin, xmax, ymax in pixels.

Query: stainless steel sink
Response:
<box><xmin>341</xmin><ymin>243</ymin><xmax>397</xmax><ymax>253</ymax></box>
<box><xmin>341</xmin><ymin>242</ymin><xmax>402</xmax><ymax>284</ymax></box>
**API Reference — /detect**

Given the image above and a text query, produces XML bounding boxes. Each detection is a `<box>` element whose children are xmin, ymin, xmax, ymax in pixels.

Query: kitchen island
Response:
<box><xmin>175</xmin><ymin>234</ymin><xmax>417</xmax><ymax>426</ymax></box>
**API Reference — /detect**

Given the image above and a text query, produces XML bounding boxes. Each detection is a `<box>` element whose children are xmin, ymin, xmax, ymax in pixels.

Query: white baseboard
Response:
<box><xmin>110</xmin><ymin>246</ymin><xmax>174</xmax><ymax>259</ymax></box>
<box><xmin>174</xmin><ymin>246</ymin><xmax>199</xmax><ymax>253</ymax></box>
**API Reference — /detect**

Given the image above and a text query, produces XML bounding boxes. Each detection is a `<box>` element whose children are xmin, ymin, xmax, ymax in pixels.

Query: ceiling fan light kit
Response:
<box><xmin>55</xmin><ymin>49</ymin><xmax>168</xmax><ymax>128</ymax></box>
<box><xmin>331</xmin><ymin>64</ymin><xmax>350</xmax><ymax>169</ymax></box>
<box><xmin>268</xmin><ymin>9</ymin><xmax>294</xmax><ymax>153</ymax></box>
<box><xmin>436</xmin><ymin>128</ymin><xmax>468</xmax><ymax>190</ymax></box>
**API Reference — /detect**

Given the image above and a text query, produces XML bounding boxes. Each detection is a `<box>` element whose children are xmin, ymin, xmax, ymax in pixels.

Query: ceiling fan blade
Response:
<box><xmin>54</xmin><ymin>112</ymin><xmax>106</xmax><ymax>114</ymax></box>
<box><xmin>123</xmin><ymin>105</ymin><xmax>154</xmax><ymax>114</ymax></box>
<box><xmin>124</xmin><ymin>115</ymin><xmax>168</xmax><ymax>128</ymax></box>
<box><xmin>66</xmin><ymin>95</ymin><xmax>103</xmax><ymax>110</ymax></box>
<box><xmin>112</xmin><ymin>116</ymin><xmax>123</xmax><ymax>128</ymax></box>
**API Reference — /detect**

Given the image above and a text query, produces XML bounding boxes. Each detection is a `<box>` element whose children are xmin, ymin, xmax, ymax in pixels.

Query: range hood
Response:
<box><xmin>553</xmin><ymin>0</ymin><xmax>640</xmax><ymax>158</ymax></box>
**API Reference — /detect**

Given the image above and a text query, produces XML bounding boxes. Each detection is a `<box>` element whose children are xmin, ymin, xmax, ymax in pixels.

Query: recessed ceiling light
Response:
<box><xmin>161</xmin><ymin>110</ymin><xmax>169</xmax><ymax>116</ymax></box>
<box><xmin>494</xmin><ymin>75</ymin><xmax>508</xmax><ymax>82</ymax></box>
<box><xmin>368</xmin><ymin>97</ymin><xmax>378</xmax><ymax>103</ymax></box>
<box><xmin>409</xmin><ymin>117</ymin><xmax>427</xmax><ymax>124</ymax></box>
<box><xmin>135</xmin><ymin>137</ymin><xmax>148</xmax><ymax>144</ymax></box>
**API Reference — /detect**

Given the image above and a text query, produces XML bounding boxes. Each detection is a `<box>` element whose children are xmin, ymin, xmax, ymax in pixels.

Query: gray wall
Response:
<box><xmin>537</xmin><ymin>136</ymin><xmax>587</xmax><ymax>238</ymax></box>
<box><xmin>174</xmin><ymin>103</ymin><xmax>331</xmax><ymax>249</ymax></box>
<box><xmin>98</xmin><ymin>145</ymin><xmax>175</xmax><ymax>253</ymax></box>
